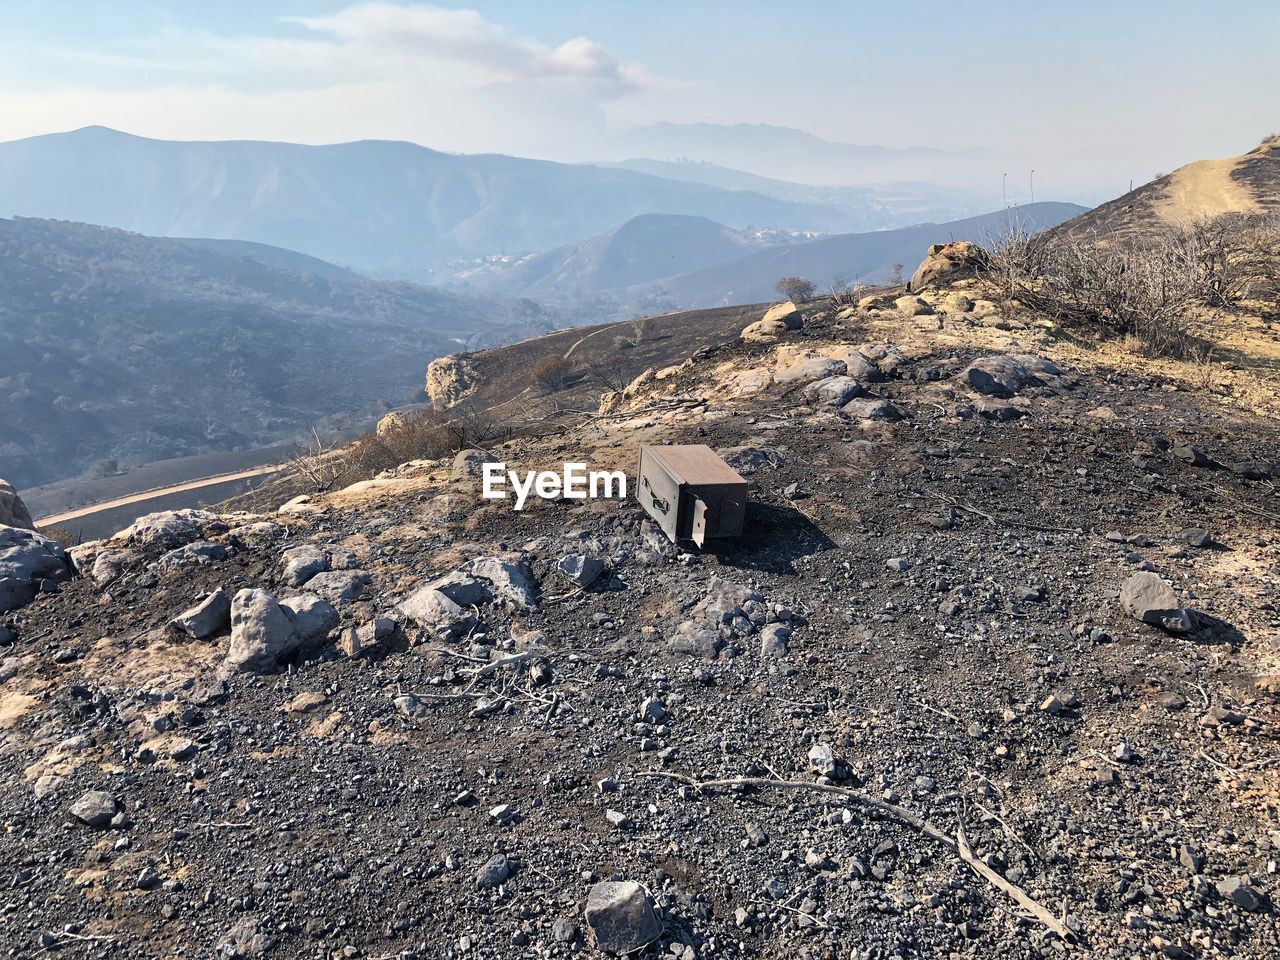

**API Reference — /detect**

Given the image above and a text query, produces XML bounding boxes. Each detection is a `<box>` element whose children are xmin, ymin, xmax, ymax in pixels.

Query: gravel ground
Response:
<box><xmin>2</xmin><ymin>294</ymin><xmax>1279</xmax><ymax>960</ymax></box>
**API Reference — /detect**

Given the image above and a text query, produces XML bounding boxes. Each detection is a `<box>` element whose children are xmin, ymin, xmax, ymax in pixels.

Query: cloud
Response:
<box><xmin>291</xmin><ymin>3</ymin><xmax>644</xmax><ymax>96</ymax></box>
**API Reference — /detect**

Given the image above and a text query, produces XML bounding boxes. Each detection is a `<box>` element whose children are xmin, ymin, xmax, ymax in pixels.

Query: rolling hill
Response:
<box><xmin>474</xmin><ymin>202</ymin><xmax>1086</xmax><ymax>310</ymax></box>
<box><xmin>460</xmin><ymin>213</ymin><xmax>757</xmax><ymax>299</ymax></box>
<box><xmin>595</xmin><ymin>159</ymin><xmax>995</xmax><ymax>229</ymax></box>
<box><xmin>0</xmin><ymin>127</ymin><xmax>858</xmax><ymax>279</ymax></box>
<box><xmin>0</xmin><ymin>217</ymin><xmax>550</xmax><ymax>488</ymax></box>
<box><xmin>1053</xmin><ymin>134</ymin><xmax>1280</xmax><ymax>241</ymax></box>
<box><xmin>636</xmin><ymin>202</ymin><xmax>1087</xmax><ymax>308</ymax></box>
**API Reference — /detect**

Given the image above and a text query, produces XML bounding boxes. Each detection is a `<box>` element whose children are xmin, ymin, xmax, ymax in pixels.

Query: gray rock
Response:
<box><xmin>303</xmin><ymin>570</ymin><xmax>369</xmax><ymax>604</ymax></box>
<box><xmin>960</xmin><ymin>354</ymin><xmax>1062</xmax><ymax>397</ymax></box>
<box><xmin>584</xmin><ymin>880</ymin><xmax>662</xmax><ymax>954</ymax></box>
<box><xmin>152</xmin><ymin>540</ymin><xmax>228</xmax><ymax>572</ymax></box>
<box><xmin>1120</xmin><ymin>572</ymin><xmax>1193</xmax><ymax>632</ymax></box>
<box><xmin>396</xmin><ymin>585</ymin><xmax>476</xmax><ymax>638</ymax></box>
<box><xmin>216</xmin><ymin>917</ymin><xmax>272</xmax><ymax>958</ymax></box>
<box><xmin>0</xmin><ymin>479</ymin><xmax>34</xmax><ymax>530</ymax></box>
<box><xmin>841</xmin><ymin>398</ymin><xmax>905</xmax><ymax>421</ymax></box>
<box><xmin>171</xmin><ymin>588</ymin><xmax>232</xmax><ymax>639</ymax></box>
<box><xmin>808</xmin><ymin>742</ymin><xmax>837</xmax><ymax>776</ymax></box>
<box><xmin>69</xmin><ymin>789</ymin><xmax>117</xmax><ymax>828</ymax></box>
<box><xmin>774</xmin><ymin>355</ymin><xmax>846</xmax><ymax>385</ymax></box>
<box><xmin>558</xmin><ymin>554</ymin><xmax>604</xmax><ymax>588</ymax></box>
<box><xmin>551</xmin><ymin>918</ymin><xmax>578</xmax><ymax>943</ymax></box>
<box><xmin>338</xmin><ymin>617</ymin><xmax>398</xmax><ymax>657</ymax></box>
<box><xmin>0</xmin><ymin>525</ymin><xmax>71</xmax><ymax>613</ymax></box>
<box><xmin>279</xmin><ymin>593</ymin><xmax>340</xmax><ymax>643</ymax></box>
<box><xmin>639</xmin><ymin>696</ymin><xmax>667</xmax><ymax>724</ymax></box>
<box><xmin>451</xmin><ymin>448</ymin><xmax>499</xmax><ymax>481</ymax></box>
<box><xmin>475</xmin><ymin>853</ymin><xmax>511</xmax><ymax>889</ymax></box>
<box><xmin>118</xmin><ymin>509</ymin><xmax>217</xmax><ymax>548</ymax></box>
<box><xmin>1216</xmin><ymin>876</ymin><xmax>1263</xmax><ymax>912</ymax></box>
<box><xmin>461</xmin><ymin>557</ymin><xmax>539</xmax><ymax>607</ymax></box>
<box><xmin>885</xmin><ymin>557</ymin><xmax>911</xmax><ymax>572</ymax></box>
<box><xmin>222</xmin><ymin>589</ymin><xmax>300</xmax><ymax>673</ymax></box>
<box><xmin>85</xmin><ymin>548</ymin><xmax>131</xmax><ymax>586</ymax></box>
<box><xmin>805</xmin><ymin>375</ymin><xmax>863</xmax><ymax>406</ymax></box>
<box><xmin>281</xmin><ymin>544</ymin><xmax>329</xmax><ymax>587</ymax></box>
<box><xmin>759</xmin><ymin>623</ymin><xmax>792</xmax><ymax>658</ymax></box>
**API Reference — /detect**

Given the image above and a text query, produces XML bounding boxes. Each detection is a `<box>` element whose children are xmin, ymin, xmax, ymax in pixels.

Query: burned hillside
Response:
<box><xmin>2</xmin><ymin>253</ymin><xmax>1280</xmax><ymax>960</ymax></box>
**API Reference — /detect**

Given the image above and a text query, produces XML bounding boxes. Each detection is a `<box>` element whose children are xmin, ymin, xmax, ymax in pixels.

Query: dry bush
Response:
<box><xmin>982</xmin><ymin>214</ymin><xmax>1280</xmax><ymax>358</ymax></box>
<box><xmin>776</xmin><ymin>276</ymin><xmax>816</xmax><ymax>302</ymax></box>
<box><xmin>827</xmin><ymin>275</ymin><xmax>864</xmax><ymax>306</ymax></box>
<box><xmin>529</xmin><ymin>355</ymin><xmax>576</xmax><ymax>392</ymax></box>
<box><xmin>336</xmin><ymin>405</ymin><xmax>515</xmax><ymax>485</ymax></box>
<box><xmin>289</xmin><ymin>428</ymin><xmax>351</xmax><ymax>493</ymax></box>
<box><xmin>39</xmin><ymin>523</ymin><xmax>78</xmax><ymax>547</ymax></box>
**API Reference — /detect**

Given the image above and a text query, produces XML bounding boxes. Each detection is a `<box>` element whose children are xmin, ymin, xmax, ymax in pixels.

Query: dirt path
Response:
<box><xmin>37</xmin><ymin>464</ymin><xmax>284</xmax><ymax>527</ymax></box>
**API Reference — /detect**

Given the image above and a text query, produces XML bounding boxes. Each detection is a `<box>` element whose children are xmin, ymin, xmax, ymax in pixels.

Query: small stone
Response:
<box><xmin>605</xmin><ymin>809</ymin><xmax>633</xmax><ymax>830</ymax></box>
<box><xmin>808</xmin><ymin>742</ymin><xmax>837</xmax><ymax>777</ymax></box>
<box><xmin>475</xmin><ymin>854</ymin><xmax>511</xmax><ymax>889</ymax></box>
<box><xmin>551</xmin><ymin>918</ymin><xmax>577</xmax><ymax>943</ymax></box>
<box><xmin>584</xmin><ymin>880</ymin><xmax>662</xmax><ymax>954</ymax></box>
<box><xmin>558</xmin><ymin>554</ymin><xmax>604</xmax><ymax>588</ymax></box>
<box><xmin>885</xmin><ymin>557</ymin><xmax>911</xmax><ymax>572</ymax></box>
<box><xmin>745</xmin><ymin>822</ymin><xmax>769</xmax><ymax>847</ymax></box>
<box><xmin>69</xmin><ymin>790</ymin><xmax>117</xmax><ymax>828</ymax></box>
<box><xmin>1215</xmin><ymin>876</ymin><xmax>1263</xmax><ymax>912</ymax></box>
<box><xmin>490</xmin><ymin>803</ymin><xmax>515</xmax><ymax>824</ymax></box>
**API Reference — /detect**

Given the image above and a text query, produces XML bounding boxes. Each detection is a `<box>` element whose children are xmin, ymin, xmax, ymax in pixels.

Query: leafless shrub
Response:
<box><xmin>529</xmin><ymin>355</ymin><xmax>577</xmax><ymax>392</ymax></box>
<box><xmin>827</xmin><ymin>275</ymin><xmax>864</xmax><ymax>306</ymax></box>
<box><xmin>776</xmin><ymin>276</ymin><xmax>816</xmax><ymax>303</ymax></box>
<box><xmin>39</xmin><ymin>523</ymin><xmax>78</xmax><ymax>547</ymax></box>
<box><xmin>288</xmin><ymin>428</ymin><xmax>351</xmax><ymax>493</ymax></box>
<box><xmin>981</xmin><ymin>214</ymin><xmax>1280</xmax><ymax>358</ymax></box>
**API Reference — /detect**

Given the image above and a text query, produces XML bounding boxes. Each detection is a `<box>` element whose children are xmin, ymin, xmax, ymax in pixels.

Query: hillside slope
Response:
<box><xmin>463</xmin><ymin>214</ymin><xmax>757</xmax><ymax>298</ymax></box>
<box><xmin>1054</xmin><ymin>134</ymin><xmax>1280</xmax><ymax>240</ymax></box>
<box><xmin>3</xmin><ymin>261</ymin><xmax>1278</xmax><ymax>959</ymax></box>
<box><xmin>0</xmin><ymin>127</ymin><xmax>855</xmax><ymax>277</ymax></box>
<box><xmin>639</xmin><ymin>202</ymin><xmax>1087</xmax><ymax>308</ymax></box>
<box><xmin>0</xmin><ymin>218</ymin><xmax>548</xmax><ymax>488</ymax></box>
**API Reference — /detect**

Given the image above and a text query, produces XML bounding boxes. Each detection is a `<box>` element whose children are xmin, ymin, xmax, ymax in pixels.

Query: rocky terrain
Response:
<box><xmin>2</xmin><ymin>247</ymin><xmax>1279</xmax><ymax>960</ymax></box>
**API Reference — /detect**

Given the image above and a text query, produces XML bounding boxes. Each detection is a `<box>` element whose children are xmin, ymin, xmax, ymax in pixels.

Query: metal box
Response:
<box><xmin>636</xmin><ymin>444</ymin><xmax>748</xmax><ymax>547</ymax></box>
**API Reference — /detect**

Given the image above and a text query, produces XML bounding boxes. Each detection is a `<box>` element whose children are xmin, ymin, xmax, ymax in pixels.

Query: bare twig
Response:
<box><xmin>640</xmin><ymin>771</ymin><xmax>1078</xmax><ymax>944</ymax></box>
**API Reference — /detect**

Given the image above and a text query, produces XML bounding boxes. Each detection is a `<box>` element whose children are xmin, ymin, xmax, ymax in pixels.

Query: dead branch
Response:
<box><xmin>639</xmin><ymin>771</ymin><xmax>1078</xmax><ymax>944</ymax></box>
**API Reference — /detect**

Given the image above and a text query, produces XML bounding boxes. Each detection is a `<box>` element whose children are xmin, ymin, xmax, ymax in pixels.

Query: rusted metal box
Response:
<box><xmin>636</xmin><ymin>444</ymin><xmax>748</xmax><ymax>547</ymax></box>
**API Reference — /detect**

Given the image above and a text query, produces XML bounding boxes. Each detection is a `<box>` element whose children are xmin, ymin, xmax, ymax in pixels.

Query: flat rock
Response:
<box><xmin>281</xmin><ymin>544</ymin><xmax>329</xmax><ymax>587</ymax></box>
<box><xmin>1120</xmin><ymin>572</ymin><xmax>1193</xmax><ymax>632</ymax></box>
<box><xmin>841</xmin><ymin>399</ymin><xmax>905</xmax><ymax>422</ymax></box>
<box><xmin>761</xmin><ymin>301</ymin><xmax>802</xmax><ymax>328</ymax></box>
<box><xmin>805</xmin><ymin>375</ymin><xmax>863</xmax><ymax>406</ymax></box>
<box><xmin>558</xmin><ymin>554</ymin><xmax>604</xmax><ymax>588</ymax></box>
<box><xmin>279</xmin><ymin>593</ymin><xmax>340</xmax><ymax>643</ymax></box>
<box><xmin>171</xmin><ymin>588</ymin><xmax>232</xmax><ymax>639</ymax></box>
<box><xmin>584</xmin><ymin>880</ymin><xmax>662</xmax><ymax>954</ymax></box>
<box><xmin>69</xmin><ymin>790</ymin><xmax>117</xmax><ymax>828</ymax></box>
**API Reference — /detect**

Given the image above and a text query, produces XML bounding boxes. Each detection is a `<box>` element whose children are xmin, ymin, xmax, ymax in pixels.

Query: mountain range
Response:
<box><xmin>468</xmin><ymin>202</ymin><xmax>1088</xmax><ymax>309</ymax></box>
<box><xmin>0</xmin><ymin>127</ymin><xmax>860</xmax><ymax>279</ymax></box>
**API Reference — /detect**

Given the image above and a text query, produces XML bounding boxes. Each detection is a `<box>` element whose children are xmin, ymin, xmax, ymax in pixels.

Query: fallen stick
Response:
<box><xmin>640</xmin><ymin>771</ymin><xmax>1078</xmax><ymax>945</ymax></box>
<box><xmin>460</xmin><ymin>650</ymin><xmax>533</xmax><ymax>677</ymax></box>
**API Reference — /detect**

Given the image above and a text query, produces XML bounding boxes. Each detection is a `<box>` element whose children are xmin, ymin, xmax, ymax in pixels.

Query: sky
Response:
<box><xmin>2</xmin><ymin>1</ymin><xmax>1278</xmax><ymax>198</ymax></box>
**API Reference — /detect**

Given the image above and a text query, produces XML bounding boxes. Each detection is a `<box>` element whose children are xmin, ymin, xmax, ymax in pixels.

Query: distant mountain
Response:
<box><xmin>462</xmin><ymin>213</ymin><xmax>756</xmax><ymax>298</ymax></box>
<box><xmin>632</xmin><ymin>202</ymin><xmax>1088</xmax><ymax>309</ymax></box>
<box><xmin>596</xmin><ymin>158</ymin><xmax>996</xmax><ymax>231</ymax></box>
<box><xmin>0</xmin><ymin>127</ymin><xmax>858</xmax><ymax>279</ymax></box>
<box><xmin>601</xmin><ymin>122</ymin><xmax>991</xmax><ymax>187</ymax></box>
<box><xmin>1053</xmin><ymin>135</ymin><xmax>1280</xmax><ymax>242</ymax></box>
<box><xmin>0</xmin><ymin>218</ymin><xmax>550</xmax><ymax>488</ymax></box>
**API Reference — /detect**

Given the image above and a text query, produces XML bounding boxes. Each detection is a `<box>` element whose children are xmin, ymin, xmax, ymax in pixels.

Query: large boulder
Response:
<box><xmin>0</xmin><ymin>480</ymin><xmax>34</xmax><ymax>530</ymax></box>
<box><xmin>451</xmin><ymin>449</ymin><xmax>499</xmax><ymax>482</ymax></box>
<box><xmin>584</xmin><ymin>881</ymin><xmax>662</xmax><ymax>954</ymax></box>
<box><xmin>740</xmin><ymin>319</ymin><xmax>790</xmax><ymax>344</ymax></box>
<box><xmin>222</xmin><ymin>589</ymin><xmax>300</xmax><ymax>673</ymax></box>
<box><xmin>773</xmin><ymin>355</ymin><xmax>846</xmax><ymax>385</ymax></box>
<box><xmin>908</xmin><ymin>240</ymin><xmax>989</xmax><ymax>291</ymax></box>
<box><xmin>894</xmin><ymin>295</ymin><xmax>935</xmax><ymax>317</ymax></box>
<box><xmin>761</xmin><ymin>301</ymin><xmax>802</xmax><ymax>329</ymax></box>
<box><xmin>960</xmin><ymin>355</ymin><xmax>1063</xmax><ymax>397</ymax></box>
<box><xmin>425</xmin><ymin>354</ymin><xmax>475</xmax><ymax>411</ymax></box>
<box><xmin>0</xmin><ymin>526</ymin><xmax>72</xmax><ymax>613</ymax></box>
<box><xmin>461</xmin><ymin>557</ymin><xmax>539</xmax><ymax>608</ymax></box>
<box><xmin>1120</xmin><ymin>573</ymin><xmax>1193</xmax><ymax>633</ymax></box>
<box><xmin>117</xmin><ymin>510</ymin><xmax>219</xmax><ymax>548</ymax></box>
